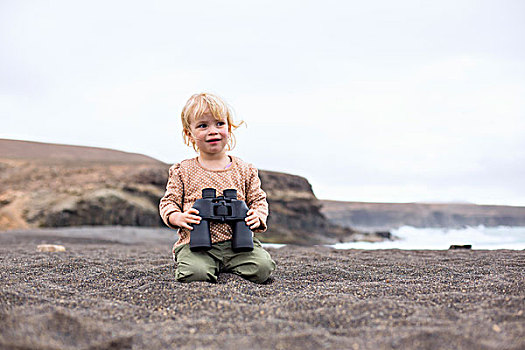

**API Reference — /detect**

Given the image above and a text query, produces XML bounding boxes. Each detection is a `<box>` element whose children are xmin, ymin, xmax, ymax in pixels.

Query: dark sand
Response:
<box><xmin>1</xmin><ymin>227</ymin><xmax>523</xmax><ymax>350</ymax></box>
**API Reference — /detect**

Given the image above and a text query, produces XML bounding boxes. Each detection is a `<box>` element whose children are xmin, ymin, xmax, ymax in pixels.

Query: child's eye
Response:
<box><xmin>217</xmin><ymin>121</ymin><xmax>226</xmax><ymax>127</ymax></box>
<box><xmin>196</xmin><ymin>123</ymin><xmax>207</xmax><ymax>129</ymax></box>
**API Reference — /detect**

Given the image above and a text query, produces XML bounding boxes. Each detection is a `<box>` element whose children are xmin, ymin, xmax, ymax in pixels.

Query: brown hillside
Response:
<box><xmin>0</xmin><ymin>139</ymin><xmax>161</xmax><ymax>164</ymax></box>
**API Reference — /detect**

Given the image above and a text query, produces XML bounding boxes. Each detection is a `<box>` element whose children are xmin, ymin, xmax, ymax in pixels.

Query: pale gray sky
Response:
<box><xmin>1</xmin><ymin>0</ymin><xmax>524</xmax><ymax>205</ymax></box>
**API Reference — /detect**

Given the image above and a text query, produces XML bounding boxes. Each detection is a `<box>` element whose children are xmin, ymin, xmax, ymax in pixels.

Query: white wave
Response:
<box><xmin>261</xmin><ymin>243</ymin><xmax>286</xmax><ymax>249</ymax></box>
<box><xmin>329</xmin><ymin>225</ymin><xmax>525</xmax><ymax>250</ymax></box>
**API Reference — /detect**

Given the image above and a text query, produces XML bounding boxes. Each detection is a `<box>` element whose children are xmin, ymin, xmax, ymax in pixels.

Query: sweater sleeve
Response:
<box><xmin>159</xmin><ymin>163</ymin><xmax>184</xmax><ymax>229</ymax></box>
<box><xmin>245</xmin><ymin>165</ymin><xmax>269</xmax><ymax>233</ymax></box>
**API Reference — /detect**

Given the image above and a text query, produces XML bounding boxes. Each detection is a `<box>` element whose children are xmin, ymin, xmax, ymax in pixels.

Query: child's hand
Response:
<box><xmin>169</xmin><ymin>208</ymin><xmax>201</xmax><ymax>230</ymax></box>
<box><xmin>245</xmin><ymin>209</ymin><xmax>261</xmax><ymax>230</ymax></box>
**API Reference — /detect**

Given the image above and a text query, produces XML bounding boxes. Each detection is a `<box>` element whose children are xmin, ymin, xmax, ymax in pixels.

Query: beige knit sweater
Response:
<box><xmin>159</xmin><ymin>156</ymin><xmax>268</xmax><ymax>249</ymax></box>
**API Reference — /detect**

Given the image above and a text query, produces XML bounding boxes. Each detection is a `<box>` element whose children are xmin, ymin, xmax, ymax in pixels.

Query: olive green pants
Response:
<box><xmin>173</xmin><ymin>238</ymin><xmax>276</xmax><ymax>284</ymax></box>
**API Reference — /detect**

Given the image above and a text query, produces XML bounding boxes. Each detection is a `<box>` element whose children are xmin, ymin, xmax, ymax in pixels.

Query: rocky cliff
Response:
<box><xmin>0</xmin><ymin>139</ymin><xmax>356</xmax><ymax>244</ymax></box>
<box><xmin>258</xmin><ymin>170</ymin><xmax>356</xmax><ymax>244</ymax></box>
<box><xmin>321</xmin><ymin>200</ymin><xmax>525</xmax><ymax>231</ymax></box>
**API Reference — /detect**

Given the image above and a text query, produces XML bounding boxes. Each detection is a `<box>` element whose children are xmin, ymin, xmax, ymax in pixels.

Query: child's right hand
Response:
<box><xmin>169</xmin><ymin>208</ymin><xmax>201</xmax><ymax>230</ymax></box>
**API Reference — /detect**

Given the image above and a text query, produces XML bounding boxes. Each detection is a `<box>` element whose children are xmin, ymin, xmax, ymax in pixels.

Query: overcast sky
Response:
<box><xmin>1</xmin><ymin>1</ymin><xmax>524</xmax><ymax>205</ymax></box>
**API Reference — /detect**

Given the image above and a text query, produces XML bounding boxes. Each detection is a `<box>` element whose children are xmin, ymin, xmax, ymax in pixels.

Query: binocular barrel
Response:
<box><xmin>189</xmin><ymin>188</ymin><xmax>254</xmax><ymax>252</ymax></box>
<box><xmin>232</xmin><ymin>219</ymin><xmax>254</xmax><ymax>252</ymax></box>
<box><xmin>188</xmin><ymin>219</ymin><xmax>212</xmax><ymax>251</ymax></box>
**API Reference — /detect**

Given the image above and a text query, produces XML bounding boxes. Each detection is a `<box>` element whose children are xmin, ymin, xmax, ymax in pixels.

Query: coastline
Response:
<box><xmin>1</xmin><ymin>227</ymin><xmax>524</xmax><ymax>349</ymax></box>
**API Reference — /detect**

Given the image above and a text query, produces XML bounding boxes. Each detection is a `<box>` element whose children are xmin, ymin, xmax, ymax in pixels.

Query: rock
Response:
<box><xmin>449</xmin><ymin>245</ymin><xmax>472</xmax><ymax>250</ymax></box>
<box><xmin>26</xmin><ymin>188</ymin><xmax>163</xmax><ymax>227</ymax></box>
<box><xmin>258</xmin><ymin>170</ymin><xmax>358</xmax><ymax>244</ymax></box>
<box><xmin>376</xmin><ymin>231</ymin><xmax>392</xmax><ymax>239</ymax></box>
<box><xmin>352</xmin><ymin>231</ymin><xmax>394</xmax><ymax>243</ymax></box>
<box><xmin>37</xmin><ymin>244</ymin><xmax>66</xmax><ymax>252</ymax></box>
<box><xmin>0</xmin><ymin>139</ymin><xmax>365</xmax><ymax>245</ymax></box>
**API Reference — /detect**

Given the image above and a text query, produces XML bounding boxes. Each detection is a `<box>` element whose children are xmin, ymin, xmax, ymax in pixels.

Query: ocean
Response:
<box><xmin>329</xmin><ymin>225</ymin><xmax>525</xmax><ymax>250</ymax></box>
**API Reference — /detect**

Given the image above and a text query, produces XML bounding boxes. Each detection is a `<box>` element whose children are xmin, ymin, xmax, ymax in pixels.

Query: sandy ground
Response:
<box><xmin>0</xmin><ymin>227</ymin><xmax>523</xmax><ymax>350</ymax></box>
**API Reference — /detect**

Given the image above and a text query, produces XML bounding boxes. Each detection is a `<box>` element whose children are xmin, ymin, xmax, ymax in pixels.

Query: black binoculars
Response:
<box><xmin>189</xmin><ymin>188</ymin><xmax>254</xmax><ymax>252</ymax></box>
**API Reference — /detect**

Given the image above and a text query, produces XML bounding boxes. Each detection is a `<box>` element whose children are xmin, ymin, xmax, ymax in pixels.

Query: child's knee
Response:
<box><xmin>256</xmin><ymin>258</ymin><xmax>276</xmax><ymax>283</ymax></box>
<box><xmin>238</xmin><ymin>257</ymin><xmax>276</xmax><ymax>284</ymax></box>
<box><xmin>175</xmin><ymin>263</ymin><xmax>217</xmax><ymax>283</ymax></box>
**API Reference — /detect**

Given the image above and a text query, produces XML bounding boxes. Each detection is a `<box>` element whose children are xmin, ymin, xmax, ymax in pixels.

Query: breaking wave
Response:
<box><xmin>330</xmin><ymin>225</ymin><xmax>525</xmax><ymax>250</ymax></box>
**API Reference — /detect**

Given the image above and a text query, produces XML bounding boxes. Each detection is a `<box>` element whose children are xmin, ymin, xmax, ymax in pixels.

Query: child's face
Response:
<box><xmin>188</xmin><ymin>109</ymin><xmax>230</xmax><ymax>156</ymax></box>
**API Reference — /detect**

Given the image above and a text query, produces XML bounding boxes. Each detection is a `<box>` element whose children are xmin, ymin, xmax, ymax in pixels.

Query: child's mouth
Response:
<box><xmin>206</xmin><ymin>139</ymin><xmax>221</xmax><ymax>143</ymax></box>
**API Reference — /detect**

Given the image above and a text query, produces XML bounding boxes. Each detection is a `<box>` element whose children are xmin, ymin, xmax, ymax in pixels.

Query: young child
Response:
<box><xmin>159</xmin><ymin>93</ymin><xmax>276</xmax><ymax>284</ymax></box>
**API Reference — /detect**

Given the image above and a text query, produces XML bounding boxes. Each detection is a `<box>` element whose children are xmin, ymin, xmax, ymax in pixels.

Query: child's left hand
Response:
<box><xmin>245</xmin><ymin>209</ymin><xmax>261</xmax><ymax>230</ymax></box>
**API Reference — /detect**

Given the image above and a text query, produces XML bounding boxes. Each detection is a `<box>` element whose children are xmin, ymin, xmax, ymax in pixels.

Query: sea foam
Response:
<box><xmin>329</xmin><ymin>225</ymin><xmax>525</xmax><ymax>250</ymax></box>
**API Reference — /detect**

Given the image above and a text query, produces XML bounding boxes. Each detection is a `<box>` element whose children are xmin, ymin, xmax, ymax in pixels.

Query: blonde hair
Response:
<box><xmin>181</xmin><ymin>93</ymin><xmax>243</xmax><ymax>152</ymax></box>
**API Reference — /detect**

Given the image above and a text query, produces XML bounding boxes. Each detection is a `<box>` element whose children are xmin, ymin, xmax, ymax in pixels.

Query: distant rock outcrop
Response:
<box><xmin>321</xmin><ymin>200</ymin><xmax>525</xmax><ymax>231</ymax></box>
<box><xmin>258</xmin><ymin>171</ymin><xmax>356</xmax><ymax>244</ymax></box>
<box><xmin>0</xmin><ymin>139</ymin><xmax>358</xmax><ymax>244</ymax></box>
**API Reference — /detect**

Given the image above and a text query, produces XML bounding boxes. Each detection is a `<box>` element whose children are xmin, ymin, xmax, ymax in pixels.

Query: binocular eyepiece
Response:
<box><xmin>189</xmin><ymin>188</ymin><xmax>254</xmax><ymax>252</ymax></box>
<box><xmin>202</xmin><ymin>188</ymin><xmax>238</xmax><ymax>200</ymax></box>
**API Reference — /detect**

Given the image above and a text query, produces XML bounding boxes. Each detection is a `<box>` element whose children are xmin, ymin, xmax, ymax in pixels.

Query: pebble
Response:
<box><xmin>37</xmin><ymin>244</ymin><xmax>66</xmax><ymax>252</ymax></box>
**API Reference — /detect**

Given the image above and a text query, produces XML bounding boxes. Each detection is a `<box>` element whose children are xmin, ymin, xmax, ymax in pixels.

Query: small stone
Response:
<box><xmin>37</xmin><ymin>244</ymin><xmax>66</xmax><ymax>252</ymax></box>
<box><xmin>449</xmin><ymin>244</ymin><xmax>472</xmax><ymax>250</ymax></box>
<box><xmin>492</xmin><ymin>324</ymin><xmax>501</xmax><ymax>333</ymax></box>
